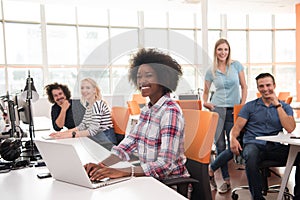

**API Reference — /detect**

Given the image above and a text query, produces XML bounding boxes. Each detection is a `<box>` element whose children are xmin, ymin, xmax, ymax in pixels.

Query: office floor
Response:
<box><xmin>212</xmin><ymin>156</ymin><xmax>296</xmax><ymax>200</ymax></box>
<box><xmin>210</xmin><ymin>118</ymin><xmax>300</xmax><ymax>200</ymax></box>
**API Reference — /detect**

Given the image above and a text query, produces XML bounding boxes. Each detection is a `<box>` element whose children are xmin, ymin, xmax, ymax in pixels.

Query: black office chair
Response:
<box><xmin>231</xmin><ymin>158</ymin><xmax>294</xmax><ymax>200</ymax></box>
<box><xmin>162</xmin><ymin>110</ymin><xmax>219</xmax><ymax>199</ymax></box>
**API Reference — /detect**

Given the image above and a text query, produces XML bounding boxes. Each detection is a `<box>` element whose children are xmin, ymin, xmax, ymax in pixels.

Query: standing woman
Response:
<box><xmin>50</xmin><ymin>78</ymin><xmax>117</xmax><ymax>145</ymax></box>
<box><xmin>203</xmin><ymin>38</ymin><xmax>247</xmax><ymax>193</ymax></box>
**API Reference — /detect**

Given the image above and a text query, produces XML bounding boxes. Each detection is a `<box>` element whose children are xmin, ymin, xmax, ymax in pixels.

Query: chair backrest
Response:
<box><xmin>183</xmin><ymin>109</ymin><xmax>218</xmax><ymax>164</ymax></box>
<box><xmin>233</xmin><ymin>104</ymin><xmax>244</xmax><ymax>124</ymax></box>
<box><xmin>111</xmin><ymin>106</ymin><xmax>130</xmax><ymax>135</ymax></box>
<box><xmin>284</xmin><ymin>96</ymin><xmax>293</xmax><ymax>104</ymax></box>
<box><xmin>177</xmin><ymin>100</ymin><xmax>202</xmax><ymax>110</ymax></box>
<box><xmin>132</xmin><ymin>94</ymin><xmax>147</xmax><ymax>106</ymax></box>
<box><xmin>256</xmin><ymin>92</ymin><xmax>292</xmax><ymax>104</ymax></box>
<box><xmin>278</xmin><ymin>92</ymin><xmax>290</xmax><ymax>101</ymax></box>
<box><xmin>256</xmin><ymin>92</ymin><xmax>262</xmax><ymax>98</ymax></box>
<box><xmin>127</xmin><ymin>100</ymin><xmax>141</xmax><ymax>115</ymax></box>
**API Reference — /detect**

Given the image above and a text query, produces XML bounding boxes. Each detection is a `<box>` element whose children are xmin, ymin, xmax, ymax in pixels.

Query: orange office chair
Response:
<box><xmin>278</xmin><ymin>92</ymin><xmax>290</xmax><ymax>101</ymax></box>
<box><xmin>256</xmin><ymin>92</ymin><xmax>262</xmax><ymax>98</ymax></box>
<box><xmin>285</xmin><ymin>96</ymin><xmax>293</xmax><ymax>104</ymax></box>
<box><xmin>163</xmin><ymin>109</ymin><xmax>219</xmax><ymax>199</ymax></box>
<box><xmin>232</xmin><ymin>104</ymin><xmax>245</xmax><ymax>165</ymax></box>
<box><xmin>111</xmin><ymin>106</ymin><xmax>130</xmax><ymax>144</ymax></box>
<box><xmin>127</xmin><ymin>100</ymin><xmax>141</xmax><ymax>115</ymax></box>
<box><xmin>231</xmin><ymin>104</ymin><xmax>293</xmax><ymax>200</ymax></box>
<box><xmin>126</xmin><ymin>100</ymin><xmax>141</xmax><ymax>135</ymax></box>
<box><xmin>177</xmin><ymin>99</ymin><xmax>202</xmax><ymax>110</ymax></box>
<box><xmin>132</xmin><ymin>94</ymin><xmax>147</xmax><ymax>108</ymax></box>
<box><xmin>233</xmin><ymin>104</ymin><xmax>244</xmax><ymax>123</ymax></box>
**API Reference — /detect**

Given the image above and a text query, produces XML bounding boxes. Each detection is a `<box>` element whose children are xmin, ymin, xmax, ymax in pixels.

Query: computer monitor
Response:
<box><xmin>178</xmin><ymin>94</ymin><xmax>199</xmax><ymax>100</ymax></box>
<box><xmin>4</xmin><ymin>97</ymin><xmax>23</xmax><ymax>138</ymax></box>
<box><xmin>14</xmin><ymin>95</ymin><xmax>31</xmax><ymax>125</ymax></box>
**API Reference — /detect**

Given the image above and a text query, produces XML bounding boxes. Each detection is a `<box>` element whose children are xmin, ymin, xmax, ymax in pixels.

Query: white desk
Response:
<box><xmin>257</xmin><ymin>132</ymin><xmax>300</xmax><ymax>200</ymax></box>
<box><xmin>291</xmin><ymin>102</ymin><xmax>300</xmax><ymax>111</ymax></box>
<box><xmin>0</xmin><ymin>134</ymin><xmax>187</xmax><ymax>200</ymax></box>
<box><xmin>0</xmin><ymin>167</ymin><xmax>187</xmax><ymax>200</ymax></box>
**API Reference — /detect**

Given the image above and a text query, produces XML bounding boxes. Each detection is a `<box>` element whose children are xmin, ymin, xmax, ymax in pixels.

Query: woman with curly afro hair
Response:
<box><xmin>85</xmin><ymin>48</ymin><xmax>189</xmax><ymax>183</ymax></box>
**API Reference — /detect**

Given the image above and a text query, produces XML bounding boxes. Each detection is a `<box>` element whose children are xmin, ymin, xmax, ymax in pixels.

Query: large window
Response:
<box><xmin>0</xmin><ymin>67</ymin><xmax>5</xmax><ymax>93</ymax></box>
<box><xmin>5</xmin><ymin>23</ymin><xmax>42</xmax><ymax>64</ymax></box>
<box><xmin>275</xmin><ymin>30</ymin><xmax>296</xmax><ymax>62</ymax></box>
<box><xmin>7</xmin><ymin>68</ymin><xmax>43</xmax><ymax>96</ymax></box>
<box><xmin>227</xmin><ymin>31</ymin><xmax>247</xmax><ymax>63</ymax></box>
<box><xmin>0</xmin><ymin>1</ymin><xmax>297</xmax><ymax>104</ymax></box>
<box><xmin>0</xmin><ymin>25</ymin><xmax>4</xmax><ymax>64</ymax></box>
<box><xmin>78</xmin><ymin>27</ymin><xmax>109</xmax><ymax>65</ymax></box>
<box><xmin>46</xmin><ymin>25</ymin><xmax>77</xmax><ymax>65</ymax></box>
<box><xmin>249</xmin><ymin>31</ymin><xmax>272</xmax><ymax>63</ymax></box>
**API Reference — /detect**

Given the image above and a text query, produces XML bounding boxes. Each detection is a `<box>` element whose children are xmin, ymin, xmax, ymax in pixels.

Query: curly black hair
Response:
<box><xmin>128</xmin><ymin>48</ymin><xmax>183</xmax><ymax>94</ymax></box>
<box><xmin>44</xmin><ymin>82</ymin><xmax>71</xmax><ymax>104</ymax></box>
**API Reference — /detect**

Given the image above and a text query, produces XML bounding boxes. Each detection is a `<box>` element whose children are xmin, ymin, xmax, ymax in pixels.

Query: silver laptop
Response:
<box><xmin>35</xmin><ymin>140</ymin><xmax>131</xmax><ymax>189</ymax></box>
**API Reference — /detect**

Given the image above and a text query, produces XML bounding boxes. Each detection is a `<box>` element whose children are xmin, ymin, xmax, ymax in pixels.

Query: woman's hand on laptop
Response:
<box><xmin>49</xmin><ymin>131</ymin><xmax>71</xmax><ymax>139</ymax></box>
<box><xmin>84</xmin><ymin>162</ymin><xmax>129</xmax><ymax>181</ymax></box>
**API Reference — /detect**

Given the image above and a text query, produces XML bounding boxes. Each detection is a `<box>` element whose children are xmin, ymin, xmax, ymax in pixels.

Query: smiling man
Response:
<box><xmin>45</xmin><ymin>83</ymin><xmax>77</xmax><ymax>131</ymax></box>
<box><xmin>230</xmin><ymin>73</ymin><xmax>300</xmax><ymax>200</ymax></box>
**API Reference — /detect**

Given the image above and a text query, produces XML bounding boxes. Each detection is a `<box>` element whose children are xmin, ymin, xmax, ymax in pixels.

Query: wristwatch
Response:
<box><xmin>72</xmin><ymin>131</ymin><xmax>76</xmax><ymax>138</ymax></box>
<box><xmin>275</xmin><ymin>103</ymin><xmax>282</xmax><ymax>108</ymax></box>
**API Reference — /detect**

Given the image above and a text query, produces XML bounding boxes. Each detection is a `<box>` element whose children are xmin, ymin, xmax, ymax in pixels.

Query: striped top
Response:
<box><xmin>77</xmin><ymin>100</ymin><xmax>113</xmax><ymax>136</ymax></box>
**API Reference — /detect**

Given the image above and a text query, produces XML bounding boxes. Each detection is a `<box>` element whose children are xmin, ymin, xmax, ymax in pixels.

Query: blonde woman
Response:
<box><xmin>203</xmin><ymin>38</ymin><xmax>247</xmax><ymax>193</ymax></box>
<box><xmin>50</xmin><ymin>78</ymin><xmax>117</xmax><ymax>144</ymax></box>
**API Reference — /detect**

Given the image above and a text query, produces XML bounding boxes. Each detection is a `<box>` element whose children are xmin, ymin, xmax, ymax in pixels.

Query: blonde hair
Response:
<box><xmin>212</xmin><ymin>38</ymin><xmax>232</xmax><ymax>76</ymax></box>
<box><xmin>80</xmin><ymin>78</ymin><xmax>102</xmax><ymax>107</ymax></box>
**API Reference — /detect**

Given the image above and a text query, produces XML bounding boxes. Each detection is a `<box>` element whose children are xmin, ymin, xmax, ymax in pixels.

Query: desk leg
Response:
<box><xmin>277</xmin><ymin>145</ymin><xmax>300</xmax><ymax>200</ymax></box>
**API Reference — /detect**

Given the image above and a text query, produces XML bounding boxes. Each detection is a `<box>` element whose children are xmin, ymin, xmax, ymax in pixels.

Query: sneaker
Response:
<box><xmin>209</xmin><ymin>176</ymin><xmax>217</xmax><ymax>191</ymax></box>
<box><xmin>218</xmin><ymin>182</ymin><xmax>231</xmax><ymax>194</ymax></box>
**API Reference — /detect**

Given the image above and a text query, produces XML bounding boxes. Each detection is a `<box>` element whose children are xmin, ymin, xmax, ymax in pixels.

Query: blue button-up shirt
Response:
<box><xmin>239</xmin><ymin>98</ymin><xmax>294</xmax><ymax>145</ymax></box>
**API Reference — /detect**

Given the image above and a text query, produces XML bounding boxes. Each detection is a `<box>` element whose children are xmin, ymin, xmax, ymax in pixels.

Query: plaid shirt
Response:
<box><xmin>111</xmin><ymin>94</ymin><xmax>189</xmax><ymax>180</ymax></box>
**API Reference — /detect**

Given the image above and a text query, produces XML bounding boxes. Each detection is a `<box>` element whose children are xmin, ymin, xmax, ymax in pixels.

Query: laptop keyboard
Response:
<box><xmin>91</xmin><ymin>177</ymin><xmax>110</xmax><ymax>184</ymax></box>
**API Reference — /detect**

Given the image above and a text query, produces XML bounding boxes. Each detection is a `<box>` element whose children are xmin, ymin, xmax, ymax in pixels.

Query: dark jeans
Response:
<box><xmin>92</xmin><ymin>127</ymin><xmax>117</xmax><ymax>145</ymax></box>
<box><xmin>211</xmin><ymin>107</ymin><xmax>234</xmax><ymax>181</ymax></box>
<box><xmin>243</xmin><ymin>142</ymin><xmax>300</xmax><ymax>200</ymax></box>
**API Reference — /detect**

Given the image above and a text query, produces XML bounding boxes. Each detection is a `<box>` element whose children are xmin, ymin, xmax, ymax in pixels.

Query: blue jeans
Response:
<box><xmin>243</xmin><ymin>142</ymin><xmax>300</xmax><ymax>200</ymax></box>
<box><xmin>92</xmin><ymin>127</ymin><xmax>117</xmax><ymax>145</ymax></box>
<box><xmin>210</xmin><ymin>107</ymin><xmax>234</xmax><ymax>181</ymax></box>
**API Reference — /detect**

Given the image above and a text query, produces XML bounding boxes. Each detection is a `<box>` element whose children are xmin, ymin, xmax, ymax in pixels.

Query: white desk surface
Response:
<box><xmin>257</xmin><ymin>132</ymin><xmax>300</xmax><ymax>200</ymax></box>
<box><xmin>0</xmin><ymin>168</ymin><xmax>186</xmax><ymax>200</ymax></box>
<box><xmin>0</xmin><ymin>127</ymin><xmax>187</xmax><ymax>200</ymax></box>
<box><xmin>256</xmin><ymin>132</ymin><xmax>300</xmax><ymax>146</ymax></box>
<box><xmin>291</xmin><ymin>102</ymin><xmax>300</xmax><ymax>110</ymax></box>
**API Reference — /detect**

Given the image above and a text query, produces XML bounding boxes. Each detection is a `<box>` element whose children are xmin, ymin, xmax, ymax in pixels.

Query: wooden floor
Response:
<box><xmin>211</xmin><ymin>159</ymin><xmax>296</xmax><ymax>200</ymax></box>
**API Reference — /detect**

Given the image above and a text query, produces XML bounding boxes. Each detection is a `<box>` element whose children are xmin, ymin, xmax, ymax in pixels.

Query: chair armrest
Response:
<box><xmin>161</xmin><ymin>177</ymin><xmax>199</xmax><ymax>186</ymax></box>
